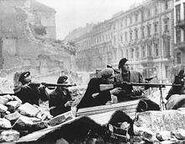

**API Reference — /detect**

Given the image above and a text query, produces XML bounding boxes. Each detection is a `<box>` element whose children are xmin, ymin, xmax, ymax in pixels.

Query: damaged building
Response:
<box><xmin>0</xmin><ymin>0</ymin><xmax>76</xmax><ymax>78</ymax></box>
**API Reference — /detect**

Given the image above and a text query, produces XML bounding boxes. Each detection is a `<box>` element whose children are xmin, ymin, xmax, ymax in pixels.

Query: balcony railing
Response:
<box><xmin>176</xmin><ymin>20</ymin><xmax>185</xmax><ymax>29</ymax></box>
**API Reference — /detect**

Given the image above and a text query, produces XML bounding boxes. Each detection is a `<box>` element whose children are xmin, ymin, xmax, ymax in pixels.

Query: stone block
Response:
<box><xmin>173</xmin><ymin>129</ymin><xmax>185</xmax><ymax>140</ymax></box>
<box><xmin>0</xmin><ymin>118</ymin><xmax>11</xmax><ymax>129</ymax></box>
<box><xmin>0</xmin><ymin>104</ymin><xmax>8</xmax><ymax>113</ymax></box>
<box><xmin>13</xmin><ymin>116</ymin><xmax>33</xmax><ymax>130</ymax></box>
<box><xmin>11</xmin><ymin>95</ymin><xmax>22</xmax><ymax>104</ymax></box>
<box><xmin>0</xmin><ymin>130</ymin><xmax>20</xmax><ymax>142</ymax></box>
<box><xmin>48</xmin><ymin>111</ymin><xmax>74</xmax><ymax>126</ymax></box>
<box><xmin>156</xmin><ymin>131</ymin><xmax>174</xmax><ymax>141</ymax></box>
<box><xmin>6</xmin><ymin>101</ymin><xmax>21</xmax><ymax>112</ymax></box>
<box><xmin>134</xmin><ymin>110</ymin><xmax>185</xmax><ymax>133</ymax></box>
<box><xmin>0</xmin><ymin>104</ymin><xmax>9</xmax><ymax>118</ymax></box>
<box><xmin>0</xmin><ymin>96</ymin><xmax>9</xmax><ymax>105</ymax></box>
<box><xmin>18</xmin><ymin>103</ymin><xmax>40</xmax><ymax>117</ymax></box>
<box><xmin>4</xmin><ymin>111</ymin><xmax>21</xmax><ymax>121</ymax></box>
<box><xmin>134</xmin><ymin>125</ymin><xmax>156</xmax><ymax>142</ymax></box>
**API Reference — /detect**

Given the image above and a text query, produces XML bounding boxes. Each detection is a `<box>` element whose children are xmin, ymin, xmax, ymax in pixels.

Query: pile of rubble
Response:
<box><xmin>134</xmin><ymin>110</ymin><xmax>185</xmax><ymax>143</ymax></box>
<box><xmin>0</xmin><ymin>95</ymin><xmax>53</xmax><ymax>143</ymax></box>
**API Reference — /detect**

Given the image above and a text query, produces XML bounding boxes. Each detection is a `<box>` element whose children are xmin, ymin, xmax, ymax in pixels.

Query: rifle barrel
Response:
<box><xmin>43</xmin><ymin>83</ymin><xmax>76</xmax><ymax>87</ymax></box>
<box><xmin>129</xmin><ymin>83</ymin><xmax>181</xmax><ymax>87</ymax></box>
<box><xmin>0</xmin><ymin>93</ymin><xmax>15</xmax><ymax>96</ymax></box>
<box><xmin>31</xmin><ymin>82</ymin><xmax>76</xmax><ymax>87</ymax></box>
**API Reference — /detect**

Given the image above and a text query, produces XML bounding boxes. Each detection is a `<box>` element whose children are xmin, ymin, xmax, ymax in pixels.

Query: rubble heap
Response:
<box><xmin>134</xmin><ymin>110</ymin><xmax>185</xmax><ymax>143</ymax></box>
<box><xmin>0</xmin><ymin>95</ymin><xmax>53</xmax><ymax>143</ymax></box>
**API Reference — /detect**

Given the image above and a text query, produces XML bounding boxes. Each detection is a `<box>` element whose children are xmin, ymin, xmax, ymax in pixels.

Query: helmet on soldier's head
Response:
<box><xmin>118</xmin><ymin>58</ymin><xmax>128</xmax><ymax>69</ymax></box>
<box><xmin>100</xmin><ymin>68</ymin><xmax>114</xmax><ymax>79</ymax></box>
<box><xmin>57</xmin><ymin>76</ymin><xmax>68</xmax><ymax>84</ymax></box>
<box><xmin>19</xmin><ymin>71</ymin><xmax>31</xmax><ymax>84</ymax></box>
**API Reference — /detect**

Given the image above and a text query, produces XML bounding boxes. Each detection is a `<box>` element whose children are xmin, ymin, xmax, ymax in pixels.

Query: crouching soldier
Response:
<box><xmin>77</xmin><ymin>68</ymin><xmax>118</xmax><ymax>109</ymax></box>
<box><xmin>13</xmin><ymin>71</ymin><xmax>48</xmax><ymax>106</ymax></box>
<box><xmin>49</xmin><ymin>76</ymin><xmax>73</xmax><ymax>117</ymax></box>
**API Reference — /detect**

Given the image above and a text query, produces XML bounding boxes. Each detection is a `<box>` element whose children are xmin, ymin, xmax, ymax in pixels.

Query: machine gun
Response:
<box><xmin>100</xmin><ymin>82</ymin><xmax>182</xmax><ymax>111</ymax></box>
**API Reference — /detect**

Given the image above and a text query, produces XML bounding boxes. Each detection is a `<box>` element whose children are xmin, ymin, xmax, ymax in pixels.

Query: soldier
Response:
<box><xmin>113</xmin><ymin>58</ymin><xmax>145</xmax><ymax>102</ymax></box>
<box><xmin>77</xmin><ymin>68</ymin><xmax>118</xmax><ymax>109</ymax></box>
<box><xmin>13</xmin><ymin>71</ymin><xmax>48</xmax><ymax>105</ymax></box>
<box><xmin>49</xmin><ymin>76</ymin><xmax>73</xmax><ymax>117</ymax></box>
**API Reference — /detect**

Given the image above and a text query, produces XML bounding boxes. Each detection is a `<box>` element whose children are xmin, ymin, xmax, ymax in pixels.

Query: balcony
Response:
<box><xmin>175</xmin><ymin>41</ymin><xmax>185</xmax><ymax>51</ymax></box>
<box><xmin>176</xmin><ymin>20</ymin><xmax>185</xmax><ymax>29</ymax></box>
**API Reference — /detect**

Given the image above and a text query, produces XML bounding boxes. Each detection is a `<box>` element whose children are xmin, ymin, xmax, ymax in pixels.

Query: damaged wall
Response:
<box><xmin>0</xmin><ymin>0</ymin><xmax>74</xmax><ymax>77</ymax></box>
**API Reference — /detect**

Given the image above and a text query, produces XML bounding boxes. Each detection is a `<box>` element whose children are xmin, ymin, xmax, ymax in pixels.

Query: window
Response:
<box><xmin>165</xmin><ymin>0</ymin><xmax>169</xmax><ymax>10</ymax></box>
<box><xmin>130</xmin><ymin>17</ymin><xmax>132</xmax><ymax>25</ymax></box>
<box><xmin>125</xmin><ymin>32</ymin><xmax>128</xmax><ymax>41</ymax></box>
<box><xmin>163</xmin><ymin>37</ymin><xmax>171</xmax><ymax>58</ymax></box>
<box><xmin>184</xmin><ymin>29</ymin><xmax>185</xmax><ymax>42</ymax></box>
<box><xmin>176</xmin><ymin>5</ymin><xmax>181</xmax><ymax>23</ymax></box>
<box><xmin>154</xmin><ymin>5</ymin><xmax>158</xmax><ymax>15</ymax></box>
<box><xmin>136</xmin><ymin>47</ymin><xmax>139</xmax><ymax>59</ymax></box>
<box><xmin>164</xmin><ymin>17</ymin><xmax>169</xmax><ymax>33</ymax></box>
<box><xmin>147</xmin><ymin>43</ymin><xmax>152</xmax><ymax>57</ymax></box>
<box><xmin>114</xmin><ymin>36</ymin><xmax>116</xmax><ymax>44</ymax></box>
<box><xmin>141</xmin><ymin>26</ymin><xmax>145</xmax><ymax>38</ymax></box>
<box><xmin>125</xmin><ymin>19</ymin><xmax>127</xmax><ymax>26</ymax></box>
<box><xmin>154</xmin><ymin>22</ymin><xmax>158</xmax><ymax>33</ymax></box>
<box><xmin>120</xmin><ymin>35</ymin><xmax>123</xmax><ymax>42</ymax></box>
<box><xmin>142</xmin><ymin>46</ymin><xmax>146</xmax><ymax>58</ymax></box>
<box><xmin>176</xmin><ymin>28</ymin><xmax>181</xmax><ymax>43</ymax></box>
<box><xmin>135</xmin><ymin>29</ymin><xmax>138</xmax><ymax>40</ymax></box>
<box><xmin>130</xmin><ymin>30</ymin><xmax>133</xmax><ymax>41</ymax></box>
<box><xmin>184</xmin><ymin>3</ymin><xmax>185</xmax><ymax>22</ymax></box>
<box><xmin>154</xmin><ymin>42</ymin><xmax>159</xmax><ymax>57</ymax></box>
<box><xmin>113</xmin><ymin>24</ymin><xmax>116</xmax><ymax>30</ymax></box>
<box><xmin>131</xmin><ymin>49</ymin><xmax>134</xmax><ymax>59</ymax></box>
<box><xmin>147</xmin><ymin>9</ymin><xmax>151</xmax><ymax>17</ymax></box>
<box><xmin>126</xmin><ymin>49</ymin><xmax>129</xmax><ymax>58</ymax></box>
<box><xmin>147</xmin><ymin>24</ymin><xmax>151</xmax><ymax>37</ymax></box>
<box><xmin>177</xmin><ymin>52</ymin><xmax>181</xmax><ymax>64</ymax></box>
<box><xmin>135</xmin><ymin>14</ymin><xmax>138</xmax><ymax>22</ymax></box>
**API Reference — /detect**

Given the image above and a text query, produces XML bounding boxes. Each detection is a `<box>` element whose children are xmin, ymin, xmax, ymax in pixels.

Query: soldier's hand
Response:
<box><xmin>132</xmin><ymin>89</ymin><xmax>143</xmax><ymax>96</ymax></box>
<box><xmin>65</xmin><ymin>100</ymin><xmax>73</xmax><ymax>107</ymax></box>
<box><xmin>39</xmin><ymin>83</ymin><xmax>46</xmax><ymax>89</ymax></box>
<box><xmin>110</xmin><ymin>87</ymin><xmax>122</xmax><ymax>95</ymax></box>
<box><xmin>122</xmin><ymin>81</ymin><xmax>130</xmax><ymax>86</ymax></box>
<box><xmin>92</xmin><ymin>92</ymin><xmax>99</xmax><ymax>98</ymax></box>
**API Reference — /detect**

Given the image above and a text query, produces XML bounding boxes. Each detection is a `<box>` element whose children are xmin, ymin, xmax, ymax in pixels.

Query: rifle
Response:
<box><xmin>0</xmin><ymin>93</ymin><xmax>15</xmax><ymax>96</ymax></box>
<box><xmin>40</xmin><ymin>82</ymin><xmax>76</xmax><ymax>87</ymax></box>
<box><xmin>100</xmin><ymin>82</ymin><xmax>182</xmax><ymax>111</ymax></box>
<box><xmin>30</xmin><ymin>82</ymin><xmax>76</xmax><ymax>88</ymax></box>
<box><xmin>0</xmin><ymin>83</ymin><xmax>76</xmax><ymax>96</ymax></box>
<box><xmin>100</xmin><ymin>82</ymin><xmax>181</xmax><ymax>91</ymax></box>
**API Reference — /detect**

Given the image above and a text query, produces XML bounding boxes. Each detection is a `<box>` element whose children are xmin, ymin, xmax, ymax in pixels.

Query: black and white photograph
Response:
<box><xmin>0</xmin><ymin>0</ymin><xmax>185</xmax><ymax>143</ymax></box>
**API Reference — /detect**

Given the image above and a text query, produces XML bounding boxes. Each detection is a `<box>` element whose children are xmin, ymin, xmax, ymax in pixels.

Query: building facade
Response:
<box><xmin>66</xmin><ymin>0</ymin><xmax>175</xmax><ymax>81</ymax></box>
<box><xmin>111</xmin><ymin>0</ymin><xmax>174</xmax><ymax>80</ymax></box>
<box><xmin>174</xmin><ymin>0</ymin><xmax>185</xmax><ymax>67</ymax></box>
